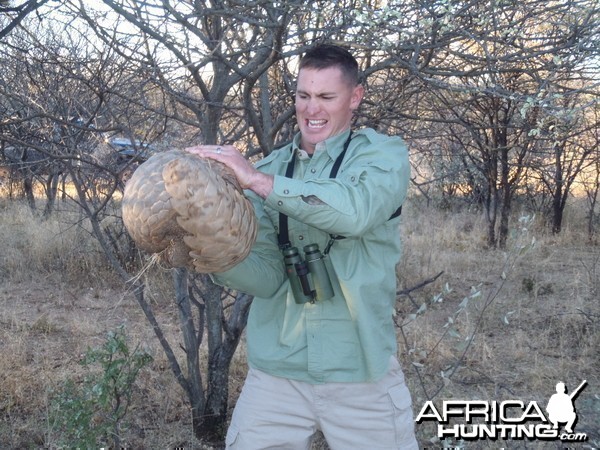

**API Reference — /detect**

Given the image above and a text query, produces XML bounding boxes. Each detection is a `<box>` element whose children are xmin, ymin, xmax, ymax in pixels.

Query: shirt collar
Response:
<box><xmin>291</xmin><ymin>129</ymin><xmax>353</xmax><ymax>162</ymax></box>
<box><xmin>281</xmin><ymin>136</ymin><xmax>300</xmax><ymax>164</ymax></box>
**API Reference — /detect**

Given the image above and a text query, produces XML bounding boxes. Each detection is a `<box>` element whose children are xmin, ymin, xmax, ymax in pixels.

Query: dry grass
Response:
<box><xmin>397</xmin><ymin>199</ymin><xmax>599</xmax><ymax>449</ymax></box>
<box><xmin>0</xmin><ymin>194</ymin><xmax>598</xmax><ymax>449</ymax></box>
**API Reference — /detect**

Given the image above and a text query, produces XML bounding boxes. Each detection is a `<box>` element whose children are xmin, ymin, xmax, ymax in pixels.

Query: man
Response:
<box><xmin>187</xmin><ymin>44</ymin><xmax>418</xmax><ymax>449</ymax></box>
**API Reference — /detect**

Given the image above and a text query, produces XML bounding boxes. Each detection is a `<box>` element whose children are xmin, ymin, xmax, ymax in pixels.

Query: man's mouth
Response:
<box><xmin>307</xmin><ymin>119</ymin><xmax>327</xmax><ymax>129</ymax></box>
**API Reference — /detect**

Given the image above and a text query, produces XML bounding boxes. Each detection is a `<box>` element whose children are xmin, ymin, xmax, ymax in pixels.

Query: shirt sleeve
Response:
<box><xmin>265</xmin><ymin>133</ymin><xmax>409</xmax><ymax>238</ymax></box>
<box><xmin>211</xmin><ymin>191</ymin><xmax>285</xmax><ymax>298</ymax></box>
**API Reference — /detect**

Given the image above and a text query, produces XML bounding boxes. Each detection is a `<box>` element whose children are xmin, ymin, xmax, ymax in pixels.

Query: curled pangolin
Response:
<box><xmin>122</xmin><ymin>150</ymin><xmax>257</xmax><ymax>273</ymax></box>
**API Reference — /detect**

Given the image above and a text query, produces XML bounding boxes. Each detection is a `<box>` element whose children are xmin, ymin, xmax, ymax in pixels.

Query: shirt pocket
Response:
<box><xmin>340</xmin><ymin>160</ymin><xmax>392</xmax><ymax>186</ymax></box>
<box><xmin>339</xmin><ymin>162</ymin><xmax>395</xmax><ymax>215</ymax></box>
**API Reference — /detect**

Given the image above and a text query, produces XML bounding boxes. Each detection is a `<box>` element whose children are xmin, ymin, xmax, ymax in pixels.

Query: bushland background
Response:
<box><xmin>1</xmin><ymin>1</ymin><xmax>599</xmax><ymax>448</ymax></box>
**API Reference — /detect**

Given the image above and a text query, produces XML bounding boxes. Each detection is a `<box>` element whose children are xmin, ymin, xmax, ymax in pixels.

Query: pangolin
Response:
<box><xmin>122</xmin><ymin>150</ymin><xmax>257</xmax><ymax>273</ymax></box>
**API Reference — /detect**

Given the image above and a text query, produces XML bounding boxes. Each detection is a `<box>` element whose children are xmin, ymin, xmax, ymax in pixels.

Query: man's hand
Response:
<box><xmin>185</xmin><ymin>144</ymin><xmax>274</xmax><ymax>199</ymax></box>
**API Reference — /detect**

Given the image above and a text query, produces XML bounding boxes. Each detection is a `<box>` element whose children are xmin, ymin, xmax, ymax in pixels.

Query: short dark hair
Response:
<box><xmin>299</xmin><ymin>44</ymin><xmax>360</xmax><ymax>86</ymax></box>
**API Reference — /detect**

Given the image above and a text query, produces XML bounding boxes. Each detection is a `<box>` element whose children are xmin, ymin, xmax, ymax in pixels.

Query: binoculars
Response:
<box><xmin>282</xmin><ymin>244</ymin><xmax>335</xmax><ymax>304</ymax></box>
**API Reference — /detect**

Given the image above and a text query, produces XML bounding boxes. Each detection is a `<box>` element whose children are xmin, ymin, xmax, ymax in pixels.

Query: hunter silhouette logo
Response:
<box><xmin>416</xmin><ymin>380</ymin><xmax>588</xmax><ymax>442</ymax></box>
<box><xmin>546</xmin><ymin>380</ymin><xmax>587</xmax><ymax>434</ymax></box>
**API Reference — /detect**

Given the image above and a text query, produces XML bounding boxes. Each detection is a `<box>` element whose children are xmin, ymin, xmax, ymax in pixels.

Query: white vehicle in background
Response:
<box><xmin>108</xmin><ymin>137</ymin><xmax>155</xmax><ymax>163</ymax></box>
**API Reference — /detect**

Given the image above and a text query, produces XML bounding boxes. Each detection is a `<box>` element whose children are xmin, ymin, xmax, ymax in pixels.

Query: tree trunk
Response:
<box><xmin>170</xmin><ymin>271</ymin><xmax>254</xmax><ymax>445</ymax></box>
<box><xmin>43</xmin><ymin>171</ymin><xmax>60</xmax><ymax>219</ymax></box>
<box><xmin>205</xmin><ymin>290</ymin><xmax>253</xmax><ymax>443</ymax></box>
<box><xmin>23</xmin><ymin>175</ymin><xmax>35</xmax><ymax>210</ymax></box>
<box><xmin>586</xmin><ymin>165</ymin><xmax>599</xmax><ymax>239</ymax></box>
<box><xmin>552</xmin><ymin>144</ymin><xmax>565</xmax><ymax>234</ymax></box>
<box><xmin>198</xmin><ymin>274</ymin><xmax>229</xmax><ymax>443</ymax></box>
<box><xmin>173</xmin><ymin>269</ymin><xmax>207</xmax><ymax>440</ymax></box>
<box><xmin>498</xmin><ymin>147</ymin><xmax>511</xmax><ymax>249</ymax></box>
<box><xmin>484</xmin><ymin>155</ymin><xmax>499</xmax><ymax>248</ymax></box>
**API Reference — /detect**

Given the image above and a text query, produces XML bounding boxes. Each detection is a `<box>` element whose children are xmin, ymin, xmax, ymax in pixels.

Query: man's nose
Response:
<box><xmin>305</xmin><ymin>98</ymin><xmax>321</xmax><ymax>114</ymax></box>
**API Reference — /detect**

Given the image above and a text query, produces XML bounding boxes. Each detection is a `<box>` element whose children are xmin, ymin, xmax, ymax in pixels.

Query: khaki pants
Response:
<box><xmin>225</xmin><ymin>356</ymin><xmax>419</xmax><ymax>450</ymax></box>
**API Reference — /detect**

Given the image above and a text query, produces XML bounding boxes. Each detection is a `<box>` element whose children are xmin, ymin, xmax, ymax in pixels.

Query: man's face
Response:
<box><xmin>295</xmin><ymin>66</ymin><xmax>364</xmax><ymax>154</ymax></box>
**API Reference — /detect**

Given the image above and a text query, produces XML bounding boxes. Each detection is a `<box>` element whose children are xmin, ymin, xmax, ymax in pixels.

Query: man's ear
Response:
<box><xmin>351</xmin><ymin>84</ymin><xmax>365</xmax><ymax>110</ymax></box>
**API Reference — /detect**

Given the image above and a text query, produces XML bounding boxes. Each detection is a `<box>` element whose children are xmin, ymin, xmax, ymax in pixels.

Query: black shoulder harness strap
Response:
<box><xmin>278</xmin><ymin>132</ymin><xmax>402</xmax><ymax>251</ymax></box>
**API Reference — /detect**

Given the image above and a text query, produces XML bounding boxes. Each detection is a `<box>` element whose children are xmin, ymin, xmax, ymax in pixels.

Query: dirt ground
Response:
<box><xmin>0</xmin><ymin>276</ymin><xmax>202</xmax><ymax>449</ymax></box>
<box><xmin>1</xmin><ymin>241</ymin><xmax>599</xmax><ymax>449</ymax></box>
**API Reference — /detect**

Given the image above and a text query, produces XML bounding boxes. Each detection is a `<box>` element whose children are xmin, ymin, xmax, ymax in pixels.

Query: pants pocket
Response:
<box><xmin>388</xmin><ymin>384</ymin><xmax>419</xmax><ymax>449</ymax></box>
<box><xmin>225</xmin><ymin>423</ymin><xmax>240</xmax><ymax>449</ymax></box>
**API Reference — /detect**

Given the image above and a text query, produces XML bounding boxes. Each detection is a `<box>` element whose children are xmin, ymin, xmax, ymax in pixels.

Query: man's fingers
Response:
<box><xmin>185</xmin><ymin>145</ymin><xmax>237</xmax><ymax>160</ymax></box>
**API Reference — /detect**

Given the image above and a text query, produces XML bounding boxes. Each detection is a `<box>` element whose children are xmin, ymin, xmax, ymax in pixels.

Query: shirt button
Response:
<box><xmin>283</xmin><ymin>189</ymin><xmax>289</xmax><ymax>194</ymax></box>
<box><xmin>277</xmin><ymin>201</ymin><xmax>283</xmax><ymax>206</ymax></box>
<box><xmin>298</xmin><ymin>235</ymin><xmax>304</xmax><ymax>240</ymax></box>
<box><xmin>351</xmin><ymin>176</ymin><xmax>356</xmax><ymax>182</ymax></box>
<box><xmin>311</xmin><ymin>168</ymin><xmax>316</xmax><ymax>173</ymax></box>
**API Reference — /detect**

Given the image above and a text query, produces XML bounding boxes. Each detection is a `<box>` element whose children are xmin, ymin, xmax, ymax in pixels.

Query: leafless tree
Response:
<box><xmin>0</xmin><ymin>0</ymin><xmax>52</xmax><ymax>40</ymax></box>
<box><xmin>386</xmin><ymin>0</ymin><xmax>600</xmax><ymax>247</ymax></box>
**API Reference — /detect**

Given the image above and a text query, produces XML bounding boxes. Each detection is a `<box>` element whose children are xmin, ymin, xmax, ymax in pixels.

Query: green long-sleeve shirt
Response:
<box><xmin>213</xmin><ymin>128</ymin><xmax>410</xmax><ymax>383</ymax></box>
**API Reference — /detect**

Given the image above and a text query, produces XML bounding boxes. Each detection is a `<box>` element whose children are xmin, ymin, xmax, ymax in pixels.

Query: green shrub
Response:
<box><xmin>49</xmin><ymin>326</ymin><xmax>153</xmax><ymax>449</ymax></box>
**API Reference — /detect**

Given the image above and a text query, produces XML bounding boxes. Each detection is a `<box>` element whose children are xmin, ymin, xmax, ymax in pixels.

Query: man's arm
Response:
<box><xmin>266</xmin><ymin>133</ymin><xmax>410</xmax><ymax>238</ymax></box>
